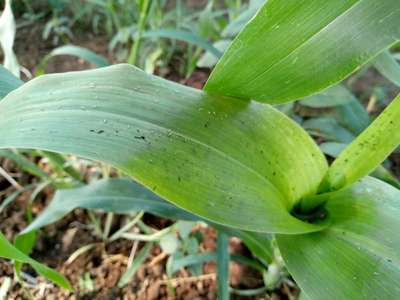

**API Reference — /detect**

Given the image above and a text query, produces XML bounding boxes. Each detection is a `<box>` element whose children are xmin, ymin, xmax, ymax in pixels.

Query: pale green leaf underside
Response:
<box><xmin>300</xmin><ymin>85</ymin><xmax>356</xmax><ymax>108</ymax></box>
<box><xmin>323</xmin><ymin>93</ymin><xmax>400</xmax><ymax>191</ymax></box>
<box><xmin>373</xmin><ymin>50</ymin><xmax>400</xmax><ymax>86</ymax></box>
<box><xmin>0</xmin><ymin>232</ymin><xmax>71</xmax><ymax>290</ymax></box>
<box><xmin>23</xmin><ymin>178</ymin><xmax>197</xmax><ymax>233</ymax></box>
<box><xmin>277</xmin><ymin>177</ymin><xmax>400</xmax><ymax>300</ymax></box>
<box><xmin>205</xmin><ymin>0</ymin><xmax>400</xmax><ymax>104</ymax></box>
<box><xmin>25</xmin><ymin>177</ymin><xmax>274</xmax><ymax>264</ymax></box>
<box><xmin>0</xmin><ymin>65</ymin><xmax>328</xmax><ymax>234</ymax></box>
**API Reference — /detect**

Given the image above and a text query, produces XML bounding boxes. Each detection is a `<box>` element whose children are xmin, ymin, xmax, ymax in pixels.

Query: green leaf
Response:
<box><xmin>319</xmin><ymin>142</ymin><xmax>347</xmax><ymax>157</ymax></box>
<box><xmin>218</xmin><ymin>227</ymin><xmax>273</xmax><ymax>265</ymax></box>
<box><xmin>334</xmin><ymin>96</ymin><xmax>370</xmax><ymax>135</ymax></box>
<box><xmin>0</xmin><ymin>64</ymin><xmax>328</xmax><ymax>234</ymax></box>
<box><xmin>142</xmin><ymin>29</ymin><xmax>222</xmax><ymax>58</ymax></box>
<box><xmin>373</xmin><ymin>50</ymin><xmax>400</xmax><ymax>86</ymax></box>
<box><xmin>322</xmin><ymin>93</ymin><xmax>400</xmax><ymax>191</ymax></box>
<box><xmin>217</xmin><ymin>231</ymin><xmax>230</xmax><ymax>300</ymax></box>
<box><xmin>41</xmin><ymin>150</ymin><xmax>82</xmax><ymax>181</ymax></box>
<box><xmin>25</xmin><ymin>177</ymin><xmax>275</xmax><ymax>266</ymax></box>
<box><xmin>320</xmin><ymin>143</ymin><xmax>400</xmax><ymax>189</ymax></box>
<box><xmin>276</xmin><ymin>177</ymin><xmax>400</xmax><ymax>300</ymax></box>
<box><xmin>197</xmin><ymin>40</ymin><xmax>231</xmax><ymax>68</ymax></box>
<box><xmin>0</xmin><ymin>231</ymin><xmax>71</xmax><ymax>290</ymax></box>
<box><xmin>14</xmin><ymin>231</ymin><xmax>38</xmax><ymax>277</ymax></box>
<box><xmin>204</xmin><ymin>0</ymin><xmax>400</xmax><ymax>103</ymax></box>
<box><xmin>23</xmin><ymin>178</ymin><xmax>197</xmax><ymax>234</ymax></box>
<box><xmin>36</xmin><ymin>44</ymin><xmax>110</xmax><ymax>75</ymax></box>
<box><xmin>0</xmin><ymin>64</ymin><xmax>22</xmax><ymax>99</ymax></box>
<box><xmin>221</xmin><ymin>0</ymin><xmax>265</xmax><ymax>38</ymax></box>
<box><xmin>117</xmin><ymin>242</ymin><xmax>152</xmax><ymax>288</ymax></box>
<box><xmin>169</xmin><ymin>252</ymin><xmax>265</xmax><ymax>276</ymax></box>
<box><xmin>0</xmin><ymin>184</ymin><xmax>36</xmax><ymax>213</ymax></box>
<box><xmin>300</xmin><ymin>85</ymin><xmax>356</xmax><ymax>108</ymax></box>
<box><xmin>160</xmin><ymin>233</ymin><xmax>180</xmax><ymax>254</ymax></box>
<box><xmin>303</xmin><ymin>117</ymin><xmax>355</xmax><ymax>144</ymax></box>
<box><xmin>0</xmin><ymin>149</ymin><xmax>48</xmax><ymax>179</ymax></box>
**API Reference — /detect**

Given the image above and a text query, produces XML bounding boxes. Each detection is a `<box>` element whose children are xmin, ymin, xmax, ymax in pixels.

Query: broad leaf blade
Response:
<box><xmin>0</xmin><ymin>64</ymin><xmax>328</xmax><ymax>234</ymax></box>
<box><xmin>277</xmin><ymin>177</ymin><xmax>400</xmax><ymax>300</ymax></box>
<box><xmin>205</xmin><ymin>0</ymin><xmax>400</xmax><ymax>104</ymax></box>
<box><xmin>323</xmin><ymin>93</ymin><xmax>400</xmax><ymax>191</ymax></box>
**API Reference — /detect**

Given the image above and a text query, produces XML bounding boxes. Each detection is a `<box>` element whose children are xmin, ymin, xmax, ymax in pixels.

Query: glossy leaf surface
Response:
<box><xmin>205</xmin><ymin>0</ymin><xmax>400</xmax><ymax>103</ymax></box>
<box><xmin>0</xmin><ymin>65</ymin><xmax>328</xmax><ymax>233</ymax></box>
<box><xmin>277</xmin><ymin>177</ymin><xmax>400</xmax><ymax>300</ymax></box>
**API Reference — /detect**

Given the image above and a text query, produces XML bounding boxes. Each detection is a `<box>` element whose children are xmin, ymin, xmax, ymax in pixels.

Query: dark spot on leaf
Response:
<box><xmin>134</xmin><ymin>135</ymin><xmax>146</xmax><ymax>140</ymax></box>
<box><xmin>90</xmin><ymin>129</ymin><xmax>104</xmax><ymax>134</ymax></box>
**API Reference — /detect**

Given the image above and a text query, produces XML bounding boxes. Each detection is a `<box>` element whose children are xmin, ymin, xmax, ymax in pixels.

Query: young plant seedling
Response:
<box><xmin>0</xmin><ymin>1</ymin><xmax>400</xmax><ymax>299</ymax></box>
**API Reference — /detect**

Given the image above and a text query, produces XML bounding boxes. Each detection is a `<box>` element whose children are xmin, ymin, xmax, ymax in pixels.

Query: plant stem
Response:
<box><xmin>102</xmin><ymin>212</ymin><xmax>114</xmax><ymax>240</ymax></box>
<box><xmin>120</xmin><ymin>225</ymin><xmax>173</xmax><ymax>242</ymax></box>
<box><xmin>108</xmin><ymin>211</ymin><xmax>144</xmax><ymax>242</ymax></box>
<box><xmin>216</xmin><ymin>231</ymin><xmax>230</xmax><ymax>300</ymax></box>
<box><xmin>88</xmin><ymin>211</ymin><xmax>102</xmax><ymax>237</ymax></box>
<box><xmin>128</xmin><ymin>0</ymin><xmax>151</xmax><ymax>65</ymax></box>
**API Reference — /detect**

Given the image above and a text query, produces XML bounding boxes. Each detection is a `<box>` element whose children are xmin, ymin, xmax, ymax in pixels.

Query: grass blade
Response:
<box><xmin>205</xmin><ymin>0</ymin><xmax>400</xmax><ymax>104</ymax></box>
<box><xmin>0</xmin><ymin>232</ymin><xmax>72</xmax><ymax>290</ymax></box>
<box><xmin>117</xmin><ymin>242</ymin><xmax>152</xmax><ymax>288</ymax></box>
<box><xmin>322</xmin><ymin>93</ymin><xmax>400</xmax><ymax>191</ymax></box>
